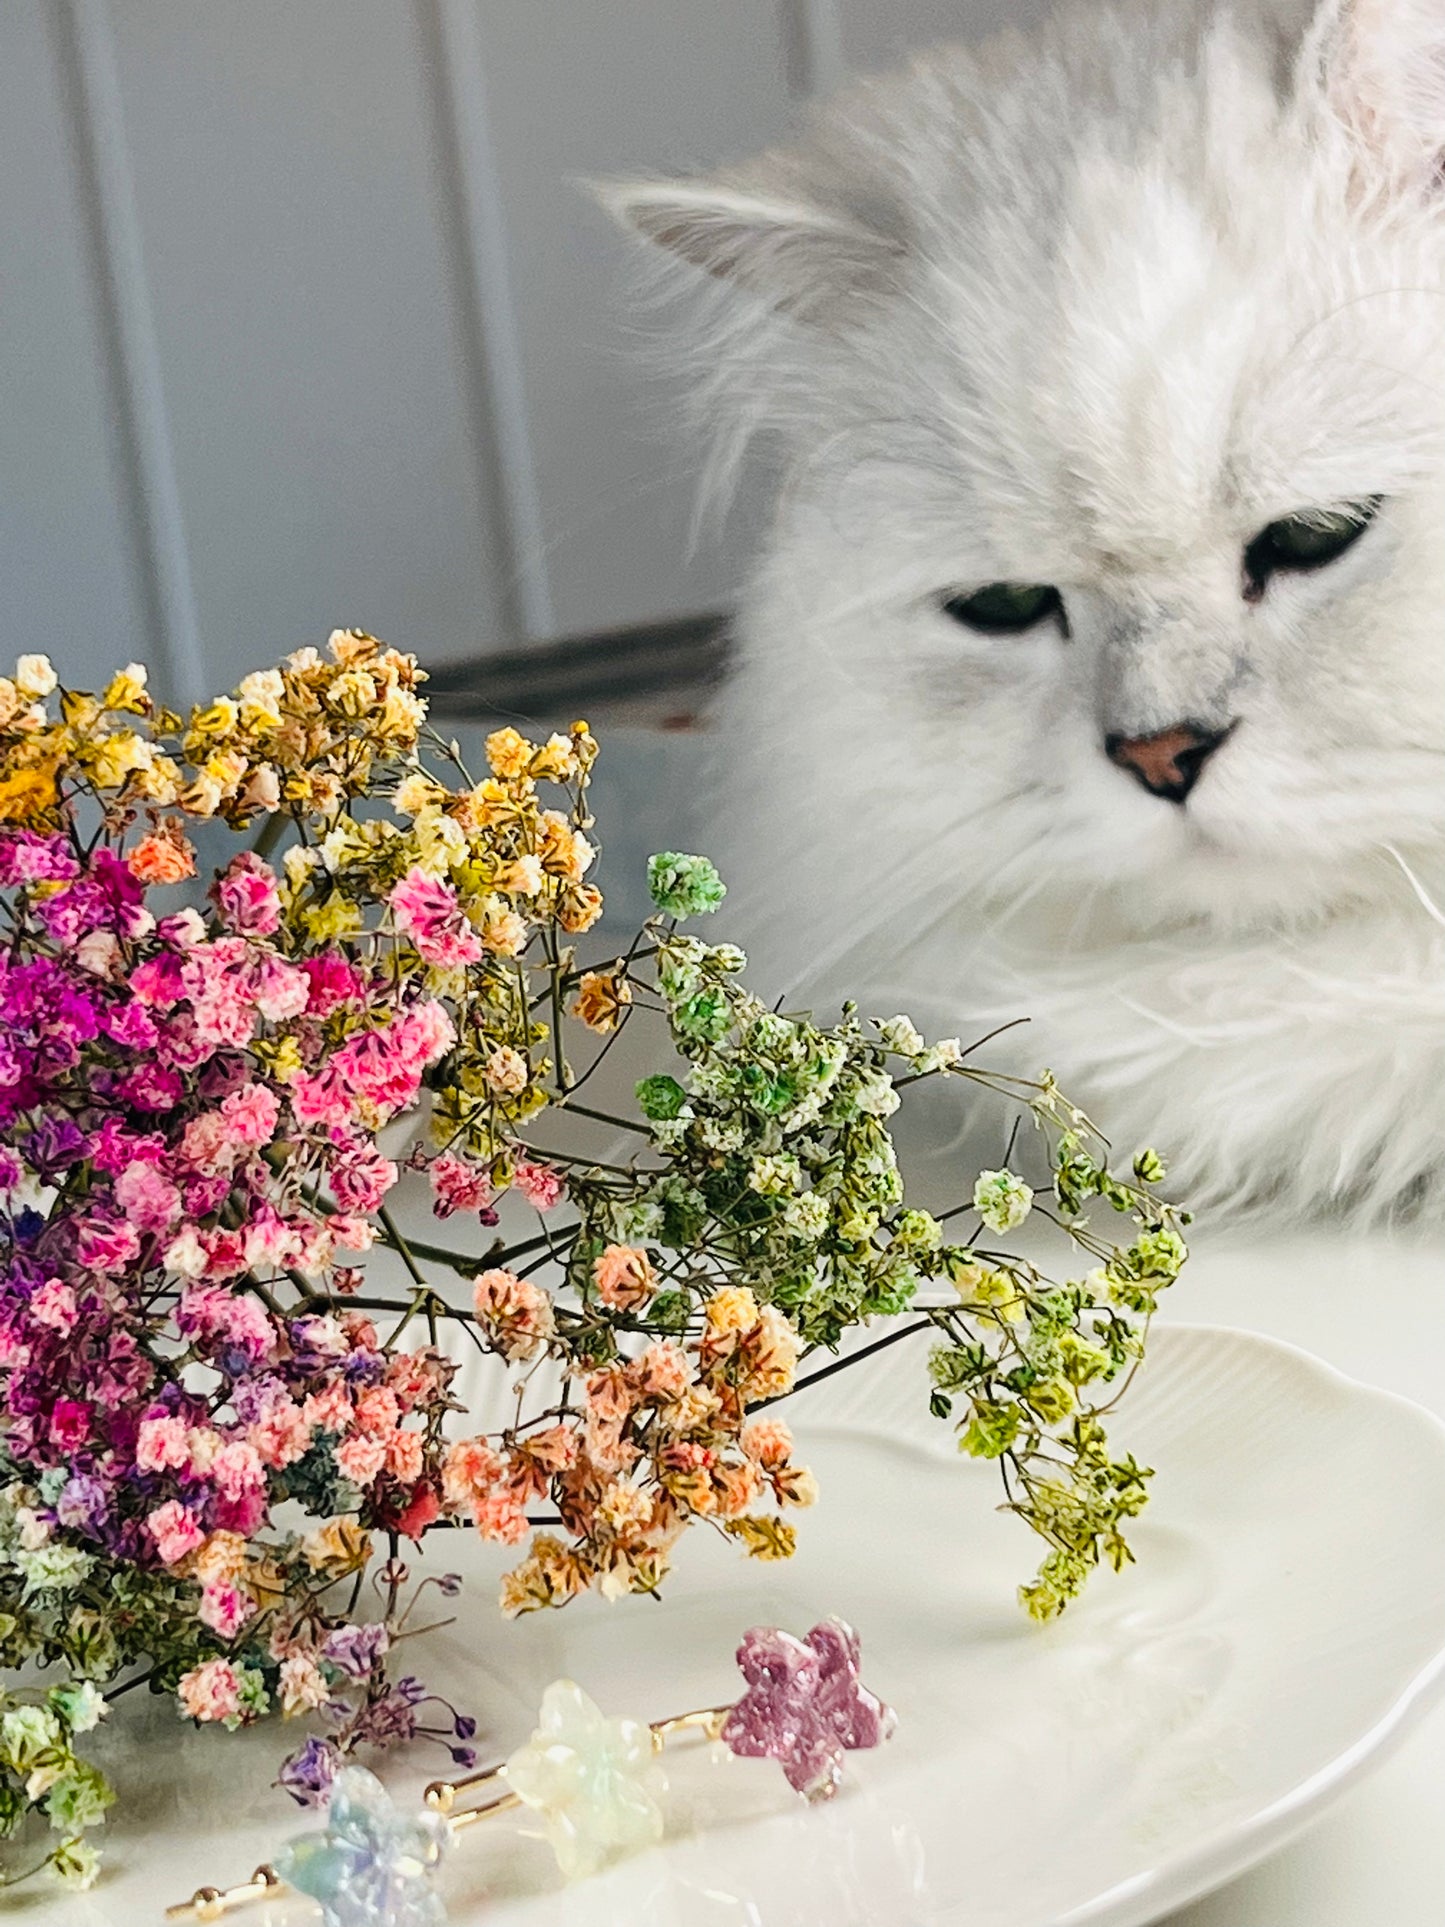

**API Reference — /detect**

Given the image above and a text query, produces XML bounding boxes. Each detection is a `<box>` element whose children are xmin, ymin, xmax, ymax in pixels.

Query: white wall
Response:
<box><xmin>1</xmin><ymin>0</ymin><xmax>1042</xmax><ymax>703</ymax></box>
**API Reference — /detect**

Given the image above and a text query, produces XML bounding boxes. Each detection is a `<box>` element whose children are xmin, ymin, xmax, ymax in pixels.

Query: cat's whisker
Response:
<box><xmin>1381</xmin><ymin>844</ymin><xmax>1445</xmax><ymax>931</ymax></box>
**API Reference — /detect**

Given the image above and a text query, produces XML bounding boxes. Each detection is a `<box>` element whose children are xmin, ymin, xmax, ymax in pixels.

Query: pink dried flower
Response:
<box><xmin>512</xmin><ymin>1155</ymin><xmax>564</xmax><ymax>1212</ymax></box>
<box><xmin>429</xmin><ymin>1153</ymin><xmax>496</xmax><ymax>1219</ymax></box>
<box><xmin>49</xmin><ymin>1400</ymin><xmax>91</xmax><ymax>1452</ymax></box>
<box><xmin>219</xmin><ymin>1082</ymin><xmax>281</xmax><ymax>1148</ymax></box>
<box><xmin>75</xmin><ymin>1216</ymin><xmax>141</xmax><ymax>1273</ymax></box>
<box><xmin>178</xmin><ymin>1658</ymin><xmax>243</xmax><ymax>1724</ymax></box>
<box><xmin>301</xmin><ymin>950</ymin><xmax>365</xmax><ymax>1015</ymax></box>
<box><xmin>329</xmin><ymin>1144</ymin><xmax>399</xmax><ymax>1214</ymax></box>
<box><xmin>136</xmin><ymin>1413</ymin><xmax>190</xmax><ymax>1473</ymax></box>
<box><xmin>326</xmin><ymin>1214</ymin><xmax>376</xmax><ymax>1253</ymax></box>
<box><xmin>210</xmin><ymin>1439</ymin><xmax>265</xmax><ymax>1501</ymax></box>
<box><xmin>213</xmin><ymin>851</ymin><xmax>282</xmax><ymax>936</ymax></box>
<box><xmin>335</xmin><ymin>1433</ymin><xmax>387</xmax><ymax>1486</ymax></box>
<box><xmin>147</xmin><ymin>1499</ymin><xmax>204</xmax><ymax>1567</ymax></box>
<box><xmin>29</xmin><ymin>1279</ymin><xmax>77</xmax><ymax>1335</ymax></box>
<box><xmin>250</xmin><ymin>1402</ymin><xmax>311</xmax><ymax>1470</ymax></box>
<box><xmin>390</xmin><ymin>867</ymin><xmax>483</xmax><ymax>968</ymax></box>
<box><xmin>198</xmin><ymin>1582</ymin><xmax>255</xmax><ymax>1639</ymax></box>
<box><xmin>114</xmin><ymin>1159</ymin><xmax>182</xmax><ymax>1233</ymax></box>
<box><xmin>210</xmin><ymin>857</ymin><xmax>276</xmax><ymax>938</ymax></box>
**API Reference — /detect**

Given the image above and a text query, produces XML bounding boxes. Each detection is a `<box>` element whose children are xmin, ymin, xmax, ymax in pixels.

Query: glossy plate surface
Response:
<box><xmin>51</xmin><ymin>1324</ymin><xmax>1445</xmax><ymax>1926</ymax></box>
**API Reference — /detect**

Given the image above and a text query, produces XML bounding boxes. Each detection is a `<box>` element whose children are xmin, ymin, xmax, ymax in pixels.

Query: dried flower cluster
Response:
<box><xmin>0</xmin><ymin>637</ymin><xmax>1186</xmax><ymax>1891</ymax></box>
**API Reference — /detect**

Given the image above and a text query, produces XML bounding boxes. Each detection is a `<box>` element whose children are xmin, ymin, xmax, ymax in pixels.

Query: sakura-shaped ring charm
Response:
<box><xmin>502</xmin><ymin>1678</ymin><xmax>666</xmax><ymax>1880</ymax></box>
<box><xmin>722</xmin><ymin>1615</ymin><xmax>896</xmax><ymax>1801</ymax></box>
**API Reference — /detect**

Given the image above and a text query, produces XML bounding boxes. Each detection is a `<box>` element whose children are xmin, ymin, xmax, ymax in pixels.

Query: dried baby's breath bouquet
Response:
<box><xmin>0</xmin><ymin>634</ymin><xmax>1187</xmax><ymax>1888</ymax></box>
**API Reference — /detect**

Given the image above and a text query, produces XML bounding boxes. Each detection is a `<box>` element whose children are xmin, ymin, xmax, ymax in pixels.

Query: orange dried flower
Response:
<box><xmin>127</xmin><ymin>826</ymin><xmax>196</xmax><ymax>885</ymax></box>
<box><xmin>572</xmin><ymin>970</ymin><xmax>631</xmax><ymax>1034</ymax></box>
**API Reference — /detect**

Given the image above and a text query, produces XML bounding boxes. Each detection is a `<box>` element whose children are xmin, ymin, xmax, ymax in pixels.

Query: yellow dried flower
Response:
<box><xmin>394</xmin><ymin>771</ymin><xmax>444</xmax><ymax>816</ymax></box>
<box><xmin>0</xmin><ymin>760</ymin><xmax>60</xmax><ymax>824</ymax></box>
<box><xmin>301</xmin><ymin>1516</ymin><xmax>372</xmax><ymax>1576</ymax></box>
<box><xmin>102</xmin><ymin>663</ymin><xmax>149</xmax><ymax>713</ymax></box>
<box><xmin>530</xmin><ymin>732</ymin><xmax>578</xmax><ymax>782</ymax></box>
<box><xmin>485</xmin><ymin>726</ymin><xmax>532</xmax><ymax>781</ymax></box>
<box><xmin>88</xmin><ymin>731</ymin><xmax>152</xmax><ymax>790</ymax></box>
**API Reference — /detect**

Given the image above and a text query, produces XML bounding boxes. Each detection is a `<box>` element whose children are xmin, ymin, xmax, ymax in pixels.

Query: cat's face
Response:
<box><xmin>609</xmin><ymin>0</ymin><xmax>1445</xmax><ymax>934</ymax></box>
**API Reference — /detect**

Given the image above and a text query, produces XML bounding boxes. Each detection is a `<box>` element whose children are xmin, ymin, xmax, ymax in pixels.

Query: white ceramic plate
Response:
<box><xmin>58</xmin><ymin>1324</ymin><xmax>1445</xmax><ymax>1927</ymax></box>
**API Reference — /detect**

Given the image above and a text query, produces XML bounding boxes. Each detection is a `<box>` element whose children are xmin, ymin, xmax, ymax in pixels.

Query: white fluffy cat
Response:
<box><xmin>605</xmin><ymin>0</ymin><xmax>1445</xmax><ymax>1222</ymax></box>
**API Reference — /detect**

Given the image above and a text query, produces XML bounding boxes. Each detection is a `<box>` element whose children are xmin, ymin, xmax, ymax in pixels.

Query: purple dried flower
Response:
<box><xmin>54</xmin><ymin>1474</ymin><xmax>109</xmax><ymax>1534</ymax></box>
<box><xmin>277</xmin><ymin>1736</ymin><xmax>342</xmax><ymax>1807</ymax></box>
<box><xmin>321</xmin><ymin>1622</ymin><xmax>390</xmax><ymax>1681</ymax></box>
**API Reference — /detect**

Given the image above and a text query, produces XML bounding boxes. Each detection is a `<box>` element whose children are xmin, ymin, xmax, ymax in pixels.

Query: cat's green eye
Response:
<box><xmin>1245</xmin><ymin>497</ymin><xmax>1381</xmax><ymax>596</ymax></box>
<box><xmin>942</xmin><ymin>582</ymin><xmax>1065</xmax><ymax>636</ymax></box>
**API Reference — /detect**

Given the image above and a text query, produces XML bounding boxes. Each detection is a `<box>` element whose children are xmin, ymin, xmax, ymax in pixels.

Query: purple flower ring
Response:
<box><xmin>721</xmin><ymin>1615</ymin><xmax>896</xmax><ymax>1802</ymax></box>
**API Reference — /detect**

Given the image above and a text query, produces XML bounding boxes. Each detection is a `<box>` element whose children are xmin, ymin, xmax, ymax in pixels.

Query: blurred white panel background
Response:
<box><xmin>0</xmin><ymin>0</ymin><xmax>1045</xmax><ymax>703</ymax></box>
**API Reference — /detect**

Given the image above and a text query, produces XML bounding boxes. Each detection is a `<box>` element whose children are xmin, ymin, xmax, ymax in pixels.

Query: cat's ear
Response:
<box><xmin>595</xmin><ymin>174</ymin><xmax>905</xmax><ymax>323</ymax></box>
<box><xmin>1303</xmin><ymin>0</ymin><xmax>1445</xmax><ymax>189</ymax></box>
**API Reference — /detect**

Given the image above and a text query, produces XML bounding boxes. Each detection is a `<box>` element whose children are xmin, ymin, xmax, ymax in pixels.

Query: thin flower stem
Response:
<box><xmin>555</xmin><ymin>1098</ymin><xmax>650</xmax><ymax>1136</ymax></box>
<box><xmin>757</xmin><ymin>1317</ymin><xmax>934</xmax><ymax>1411</ymax></box>
<box><xmin>376</xmin><ymin>1207</ymin><xmax>428</xmax><ymax>1290</ymax></box>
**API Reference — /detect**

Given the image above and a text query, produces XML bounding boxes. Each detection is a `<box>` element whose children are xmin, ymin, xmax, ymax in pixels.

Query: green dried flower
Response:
<box><xmin>635</xmin><ymin>1074</ymin><xmax>687</xmax><ymax>1120</ymax></box>
<box><xmin>647</xmin><ymin>851</ymin><xmax>727</xmax><ymax>918</ymax></box>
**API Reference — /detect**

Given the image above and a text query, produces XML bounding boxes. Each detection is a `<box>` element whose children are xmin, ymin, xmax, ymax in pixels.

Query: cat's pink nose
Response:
<box><xmin>1105</xmin><ymin>722</ymin><xmax>1233</xmax><ymax>804</ymax></box>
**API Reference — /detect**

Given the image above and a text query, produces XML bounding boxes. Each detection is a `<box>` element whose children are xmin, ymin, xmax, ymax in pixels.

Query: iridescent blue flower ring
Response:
<box><xmin>166</xmin><ymin>1617</ymin><xmax>894</xmax><ymax>1922</ymax></box>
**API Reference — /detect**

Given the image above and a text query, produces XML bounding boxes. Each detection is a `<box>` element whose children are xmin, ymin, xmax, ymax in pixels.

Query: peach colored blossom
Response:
<box><xmin>584</xmin><ymin>1366</ymin><xmax>634</xmax><ymax>1425</ymax></box>
<box><xmin>191</xmin><ymin>1531</ymin><xmax>248</xmax><ymax>1588</ymax></box>
<box><xmin>597</xmin><ymin>1482</ymin><xmax>654</xmax><ymax>1535</ymax></box>
<box><xmin>335</xmin><ymin>1433</ymin><xmax>387</xmax><ymax>1486</ymax></box>
<box><xmin>127</xmin><ymin>831</ymin><xmax>195</xmax><ymax>886</ymax></box>
<box><xmin>471</xmin><ymin>1268</ymin><xmax>554</xmax><ymax>1361</ymax></box>
<box><xmin>633</xmin><ymin>1341</ymin><xmax>690</xmax><ymax>1402</ymax></box>
<box><xmin>279</xmin><ymin>1654</ymin><xmax>330</xmax><ymax>1716</ymax></box>
<box><xmin>522</xmin><ymin>1424</ymin><xmax>578</xmax><ymax>1474</ymax></box>
<box><xmin>483</xmin><ymin>1046</ymin><xmax>528</xmax><ymax>1097</ymax></box>
<box><xmin>712</xmin><ymin>1460</ymin><xmax>762</xmax><ymax>1520</ymax></box>
<box><xmin>442</xmin><ymin>1436</ymin><xmax>503</xmax><ymax>1510</ymax></box>
<box><xmin>740</xmin><ymin>1416</ymin><xmax>794</xmax><ymax>1469</ymax></box>
<box><xmin>354</xmin><ymin>1387</ymin><xmax>402</xmax><ymax>1436</ymax></box>
<box><xmin>592</xmin><ymin>1243</ymin><xmax>655</xmax><ymax>1312</ymax></box>
<box><xmin>177</xmin><ymin>1658</ymin><xmax>242</xmax><ymax>1723</ymax></box>
<box><xmin>384</xmin><ymin>1429</ymin><xmax>424</xmax><ymax>1484</ymax></box>
<box><xmin>474</xmin><ymin>1493</ymin><xmax>529</xmax><ymax>1545</ymax></box>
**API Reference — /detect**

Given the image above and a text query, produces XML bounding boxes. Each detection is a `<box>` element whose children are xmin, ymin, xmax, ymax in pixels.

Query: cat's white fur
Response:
<box><xmin>605</xmin><ymin>0</ymin><xmax>1445</xmax><ymax>1221</ymax></box>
